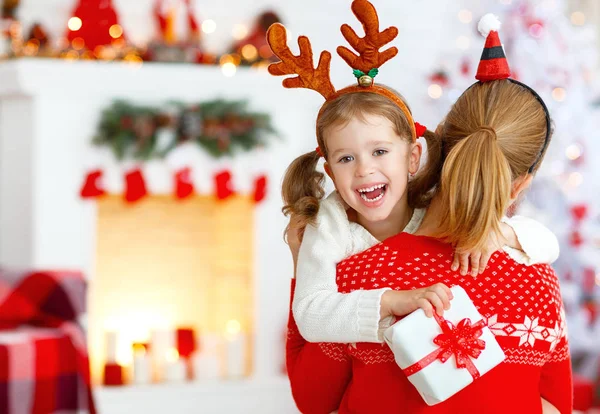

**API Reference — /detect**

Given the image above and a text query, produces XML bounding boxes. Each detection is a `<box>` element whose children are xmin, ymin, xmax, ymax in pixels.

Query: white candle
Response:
<box><xmin>132</xmin><ymin>346</ymin><xmax>151</xmax><ymax>385</ymax></box>
<box><xmin>105</xmin><ymin>331</ymin><xmax>118</xmax><ymax>363</ymax></box>
<box><xmin>150</xmin><ymin>329</ymin><xmax>175</xmax><ymax>382</ymax></box>
<box><xmin>192</xmin><ymin>351</ymin><xmax>221</xmax><ymax>381</ymax></box>
<box><xmin>164</xmin><ymin>348</ymin><xmax>186</xmax><ymax>382</ymax></box>
<box><xmin>224</xmin><ymin>320</ymin><xmax>246</xmax><ymax>379</ymax></box>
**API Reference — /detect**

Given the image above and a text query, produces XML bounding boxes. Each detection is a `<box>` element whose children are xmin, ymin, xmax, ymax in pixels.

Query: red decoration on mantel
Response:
<box><xmin>124</xmin><ymin>168</ymin><xmax>147</xmax><ymax>203</ymax></box>
<box><xmin>253</xmin><ymin>174</ymin><xmax>267</xmax><ymax>203</ymax></box>
<box><xmin>214</xmin><ymin>170</ymin><xmax>234</xmax><ymax>200</ymax></box>
<box><xmin>80</xmin><ymin>169</ymin><xmax>106</xmax><ymax>198</ymax></box>
<box><xmin>67</xmin><ymin>0</ymin><xmax>125</xmax><ymax>51</ymax></box>
<box><xmin>103</xmin><ymin>363</ymin><xmax>124</xmax><ymax>386</ymax></box>
<box><xmin>174</xmin><ymin>167</ymin><xmax>195</xmax><ymax>200</ymax></box>
<box><xmin>176</xmin><ymin>328</ymin><xmax>197</xmax><ymax>359</ymax></box>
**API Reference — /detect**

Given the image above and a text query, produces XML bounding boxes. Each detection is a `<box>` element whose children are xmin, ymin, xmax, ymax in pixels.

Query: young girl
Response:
<box><xmin>271</xmin><ymin>0</ymin><xmax>560</xmax><ymax>345</ymax></box>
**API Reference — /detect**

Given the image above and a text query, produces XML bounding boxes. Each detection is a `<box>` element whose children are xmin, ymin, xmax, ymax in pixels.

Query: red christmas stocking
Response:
<box><xmin>125</xmin><ymin>168</ymin><xmax>148</xmax><ymax>203</ymax></box>
<box><xmin>80</xmin><ymin>169</ymin><xmax>106</xmax><ymax>198</ymax></box>
<box><xmin>214</xmin><ymin>170</ymin><xmax>234</xmax><ymax>200</ymax></box>
<box><xmin>174</xmin><ymin>167</ymin><xmax>194</xmax><ymax>200</ymax></box>
<box><xmin>253</xmin><ymin>174</ymin><xmax>267</xmax><ymax>203</ymax></box>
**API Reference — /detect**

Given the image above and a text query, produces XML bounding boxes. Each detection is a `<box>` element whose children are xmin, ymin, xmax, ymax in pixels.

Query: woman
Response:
<box><xmin>283</xmin><ymin>18</ymin><xmax>571</xmax><ymax>414</ymax></box>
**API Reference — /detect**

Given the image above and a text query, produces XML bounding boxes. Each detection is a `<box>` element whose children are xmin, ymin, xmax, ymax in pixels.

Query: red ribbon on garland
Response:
<box><xmin>403</xmin><ymin>314</ymin><xmax>487</xmax><ymax>380</ymax></box>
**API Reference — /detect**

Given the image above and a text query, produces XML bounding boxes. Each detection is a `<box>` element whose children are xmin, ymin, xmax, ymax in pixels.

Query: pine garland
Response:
<box><xmin>93</xmin><ymin>99</ymin><xmax>276</xmax><ymax>160</ymax></box>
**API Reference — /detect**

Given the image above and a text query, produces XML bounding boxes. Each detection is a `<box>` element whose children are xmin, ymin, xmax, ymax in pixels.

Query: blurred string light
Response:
<box><xmin>570</xmin><ymin>11</ymin><xmax>585</xmax><ymax>26</ymax></box>
<box><xmin>68</xmin><ymin>17</ymin><xmax>82</xmax><ymax>31</ymax></box>
<box><xmin>458</xmin><ymin>10</ymin><xmax>472</xmax><ymax>24</ymax></box>
<box><xmin>566</xmin><ymin>144</ymin><xmax>582</xmax><ymax>160</ymax></box>
<box><xmin>567</xmin><ymin>172</ymin><xmax>583</xmax><ymax>187</ymax></box>
<box><xmin>552</xmin><ymin>87</ymin><xmax>567</xmax><ymax>102</ymax></box>
<box><xmin>109</xmin><ymin>24</ymin><xmax>123</xmax><ymax>39</ymax></box>
<box><xmin>202</xmin><ymin>19</ymin><xmax>217</xmax><ymax>34</ymax></box>
<box><xmin>528</xmin><ymin>22</ymin><xmax>544</xmax><ymax>38</ymax></box>
<box><xmin>428</xmin><ymin>84</ymin><xmax>443</xmax><ymax>99</ymax></box>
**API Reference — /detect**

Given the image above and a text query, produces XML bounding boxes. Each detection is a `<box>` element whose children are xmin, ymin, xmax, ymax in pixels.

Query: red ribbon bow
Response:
<box><xmin>414</xmin><ymin>122</ymin><xmax>427</xmax><ymax>138</ymax></box>
<box><xmin>403</xmin><ymin>314</ymin><xmax>487</xmax><ymax>380</ymax></box>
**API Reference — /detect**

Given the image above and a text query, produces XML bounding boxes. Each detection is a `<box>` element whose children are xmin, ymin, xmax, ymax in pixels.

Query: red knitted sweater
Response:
<box><xmin>286</xmin><ymin>232</ymin><xmax>573</xmax><ymax>414</ymax></box>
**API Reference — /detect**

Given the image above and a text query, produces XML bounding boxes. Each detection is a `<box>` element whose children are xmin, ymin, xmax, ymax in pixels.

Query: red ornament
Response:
<box><xmin>429</xmin><ymin>71</ymin><xmax>449</xmax><ymax>87</ymax></box>
<box><xmin>80</xmin><ymin>169</ymin><xmax>106</xmax><ymax>198</ymax></box>
<box><xmin>176</xmin><ymin>328</ymin><xmax>197</xmax><ymax>359</ymax></box>
<box><xmin>214</xmin><ymin>170</ymin><xmax>234</xmax><ymax>200</ymax></box>
<box><xmin>583</xmin><ymin>268</ymin><xmax>597</xmax><ymax>293</ymax></box>
<box><xmin>569</xmin><ymin>230</ymin><xmax>584</xmax><ymax>248</ymax></box>
<box><xmin>124</xmin><ymin>168</ymin><xmax>147</xmax><ymax>203</ymax></box>
<box><xmin>460</xmin><ymin>59</ymin><xmax>470</xmax><ymax>76</ymax></box>
<box><xmin>253</xmin><ymin>175</ymin><xmax>268</xmax><ymax>203</ymax></box>
<box><xmin>174</xmin><ymin>167</ymin><xmax>194</xmax><ymax>200</ymax></box>
<box><xmin>571</xmin><ymin>204</ymin><xmax>588</xmax><ymax>223</ymax></box>
<box><xmin>67</xmin><ymin>0</ymin><xmax>125</xmax><ymax>51</ymax></box>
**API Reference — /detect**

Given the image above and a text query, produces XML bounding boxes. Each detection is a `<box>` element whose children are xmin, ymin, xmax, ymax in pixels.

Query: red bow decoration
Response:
<box><xmin>403</xmin><ymin>314</ymin><xmax>487</xmax><ymax>380</ymax></box>
<box><xmin>414</xmin><ymin>122</ymin><xmax>427</xmax><ymax>138</ymax></box>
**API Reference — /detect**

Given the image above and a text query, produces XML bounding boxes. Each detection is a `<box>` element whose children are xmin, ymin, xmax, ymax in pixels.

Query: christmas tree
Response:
<box><xmin>426</xmin><ymin>0</ymin><xmax>600</xmax><ymax>386</ymax></box>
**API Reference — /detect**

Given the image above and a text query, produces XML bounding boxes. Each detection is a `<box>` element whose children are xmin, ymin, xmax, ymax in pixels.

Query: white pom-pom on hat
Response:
<box><xmin>478</xmin><ymin>13</ymin><xmax>501</xmax><ymax>37</ymax></box>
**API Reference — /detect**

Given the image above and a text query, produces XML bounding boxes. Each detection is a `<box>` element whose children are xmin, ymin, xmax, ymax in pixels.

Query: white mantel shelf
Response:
<box><xmin>0</xmin><ymin>58</ymin><xmax>279</xmax><ymax>96</ymax></box>
<box><xmin>95</xmin><ymin>376</ymin><xmax>299</xmax><ymax>414</ymax></box>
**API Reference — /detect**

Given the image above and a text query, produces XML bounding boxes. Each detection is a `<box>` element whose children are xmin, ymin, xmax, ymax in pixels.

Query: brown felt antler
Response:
<box><xmin>337</xmin><ymin>0</ymin><xmax>398</xmax><ymax>73</ymax></box>
<box><xmin>267</xmin><ymin>23</ymin><xmax>336</xmax><ymax>100</ymax></box>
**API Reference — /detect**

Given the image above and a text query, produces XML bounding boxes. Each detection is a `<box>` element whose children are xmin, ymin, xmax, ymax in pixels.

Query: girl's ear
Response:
<box><xmin>409</xmin><ymin>142</ymin><xmax>423</xmax><ymax>174</ymax></box>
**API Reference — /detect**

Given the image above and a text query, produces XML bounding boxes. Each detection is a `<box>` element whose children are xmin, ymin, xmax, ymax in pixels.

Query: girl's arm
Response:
<box><xmin>501</xmin><ymin>215</ymin><xmax>560</xmax><ymax>265</ymax></box>
<box><xmin>293</xmin><ymin>196</ymin><xmax>390</xmax><ymax>343</ymax></box>
<box><xmin>452</xmin><ymin>216</ymin><xmax>560</xmax><ymax>276</ymax></box>
<box><xmin>286</xmin><ymin>226</ymin><xmax>353</xmax><ymax>413</ymax></box>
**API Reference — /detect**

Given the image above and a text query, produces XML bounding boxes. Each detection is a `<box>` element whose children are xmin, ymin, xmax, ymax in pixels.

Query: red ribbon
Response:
<box><xmin>403</xmin><ymin>314</ymin><xmax>487</xmax><ymax>380</ymax></box>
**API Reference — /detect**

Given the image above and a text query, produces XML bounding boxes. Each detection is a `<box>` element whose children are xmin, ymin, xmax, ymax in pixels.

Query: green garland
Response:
<box><xmin>93</xmin><ymin>99</ymin><xmax>276</xmax><ymax>160</ymax></box>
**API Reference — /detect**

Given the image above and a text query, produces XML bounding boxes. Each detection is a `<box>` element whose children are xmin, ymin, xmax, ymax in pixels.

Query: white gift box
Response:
<box><xmin>383</xmin><ymin>286</ymin><xmax>505</xmax><ymax>406</ymax></box>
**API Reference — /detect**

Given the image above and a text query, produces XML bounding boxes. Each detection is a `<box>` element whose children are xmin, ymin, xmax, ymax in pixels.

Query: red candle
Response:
<box><xmin>103</xmin><ymin>363</ymin><xmax>124</xmax><ymax>386</ymax></box>
<box><xmin>176</xmin><ymin>328</ymin><xmax>197</xmax><ymax>359</ymax></box>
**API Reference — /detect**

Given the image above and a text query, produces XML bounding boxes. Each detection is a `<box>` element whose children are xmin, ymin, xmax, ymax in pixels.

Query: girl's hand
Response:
<box><xmin>381</xmin><ymin>283</ymin><xmax>453</xmax><ymax>318</ymax></box>
<box><xmin>452</xmin><ymin>232</ymin><xmax>503</xmax><ymax>277</ymax></box>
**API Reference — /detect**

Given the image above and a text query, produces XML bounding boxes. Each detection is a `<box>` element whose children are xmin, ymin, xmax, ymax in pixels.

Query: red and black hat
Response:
<box><xmin>475</xmin><ymin>14</ymin><xmax>511</xmax><ymax>82</ymax></box>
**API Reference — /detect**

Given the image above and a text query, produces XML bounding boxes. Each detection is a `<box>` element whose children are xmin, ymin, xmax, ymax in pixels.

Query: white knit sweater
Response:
<box><xmin>293</xmin><ymin>192</ymin><xmax>560</xmax><ymax>344</ymax></box>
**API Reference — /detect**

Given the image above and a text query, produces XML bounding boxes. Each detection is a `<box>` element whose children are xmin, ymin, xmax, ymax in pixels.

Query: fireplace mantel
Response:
<box><xmin>0</xmin><ymin>58</ymin><xmax>315</xmax><ymax>411</ymax></box>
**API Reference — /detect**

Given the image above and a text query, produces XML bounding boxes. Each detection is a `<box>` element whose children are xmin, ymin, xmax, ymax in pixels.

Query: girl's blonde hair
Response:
<box><xmin>281</xmin><ymin>86</ymin><xmax>427</xmax><ymax>240</ymax></box>
<box><xmin>418</xmin><ymin>79</ymin><xmax>551</xmax><ymax>252</ymax></box>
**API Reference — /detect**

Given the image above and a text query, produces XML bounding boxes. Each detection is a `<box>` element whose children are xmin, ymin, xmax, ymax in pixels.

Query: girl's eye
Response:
<box><xmin>373</xmin><ymin>149</ymin><xmax>388</xmax><ymax>156</ymax></box>
<box><xmin>338</xmin><ymin>155</ymin><xmax>354</xmax><ymax>163</ymax></box>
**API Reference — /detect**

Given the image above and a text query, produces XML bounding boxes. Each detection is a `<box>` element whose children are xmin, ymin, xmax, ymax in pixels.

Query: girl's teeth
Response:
<box><xmin>359</xmin><ymin>184</ymin><xmax>385</xmax><ymax>193</ymax></box>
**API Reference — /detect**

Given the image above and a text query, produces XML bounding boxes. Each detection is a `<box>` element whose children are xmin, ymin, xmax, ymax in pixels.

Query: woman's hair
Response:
<box><xmin>416</xmin><ymin>79</ymin><xmax>551</xmax><ymax>252</ymax></box>
<box><xmin>281</xmin><ymin>85</ymin><xmax>424</xmax><ymax>240</ymax></box>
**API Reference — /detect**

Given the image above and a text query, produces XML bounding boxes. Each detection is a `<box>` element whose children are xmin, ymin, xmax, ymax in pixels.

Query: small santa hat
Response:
<box><xmin>475</xmin><ymin>14</ymin><xmax>511</xmax><ymax>82</ymax></box>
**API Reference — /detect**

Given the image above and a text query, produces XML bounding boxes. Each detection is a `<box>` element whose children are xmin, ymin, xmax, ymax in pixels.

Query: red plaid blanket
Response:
<box><xmin>0</xmin><ymin>268</ymin><xmax>96</xmax><ymax>414</ymax></box>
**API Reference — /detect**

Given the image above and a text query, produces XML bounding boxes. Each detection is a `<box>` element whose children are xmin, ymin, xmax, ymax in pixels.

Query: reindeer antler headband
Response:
<box><xmin>267</xmin><ymin>0</ymin><xmax>417</xmax><ymax>143</ymax></box>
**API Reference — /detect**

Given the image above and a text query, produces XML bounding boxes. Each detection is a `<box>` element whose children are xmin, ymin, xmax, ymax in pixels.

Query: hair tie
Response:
<box><xmin>315</xmin><ymin>146</ymin><xmax>323</xmax><ymax>157</ymax></box>
<box><xmin>477</xmin><ymin>126</ymin><xmax>498</xmax><ymax>141</ymax></box>
<box><xmin>414</xmin><ymin>122</ymin><xmax>427</xmax><ymax>138</ymax></box>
